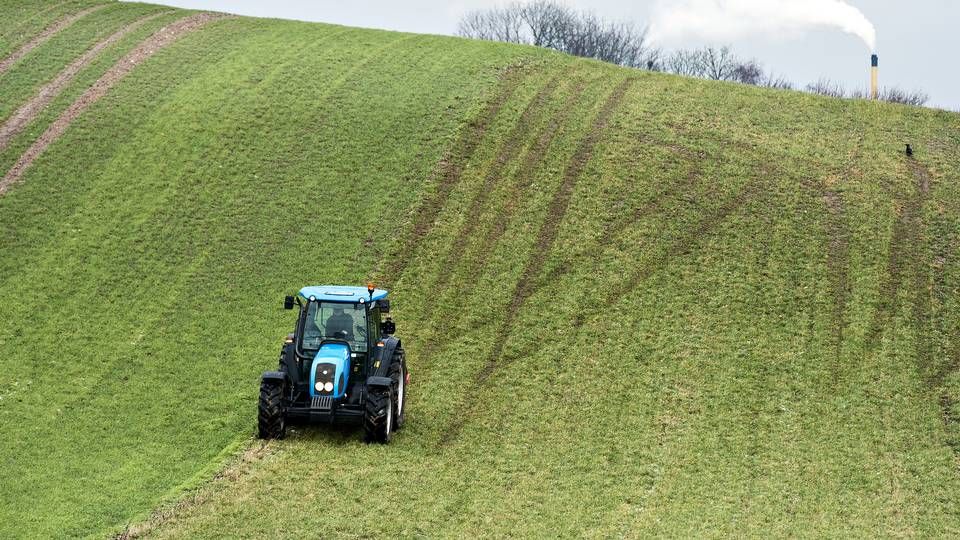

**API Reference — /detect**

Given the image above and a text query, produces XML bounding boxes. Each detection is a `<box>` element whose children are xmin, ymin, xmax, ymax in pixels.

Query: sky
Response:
<box><xmin>128</xmin><ymin>0</ymin><xmax>960</xmax><ymax>111</ymax></box>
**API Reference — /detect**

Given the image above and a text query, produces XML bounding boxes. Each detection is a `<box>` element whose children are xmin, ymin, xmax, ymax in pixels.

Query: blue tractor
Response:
<box><xmin>258</xmin><ymin>284</ymin><xmax>408</xmax><ymax>443</ymax></box>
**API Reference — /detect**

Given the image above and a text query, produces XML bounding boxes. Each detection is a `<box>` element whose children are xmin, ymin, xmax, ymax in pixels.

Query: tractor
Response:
<box><xmin>258</xmin><ymin>284</ymin><xmax>408</xmax><ymax>444</ymax></box>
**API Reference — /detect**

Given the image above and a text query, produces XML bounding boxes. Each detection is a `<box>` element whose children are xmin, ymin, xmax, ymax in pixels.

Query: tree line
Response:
<box><xmin>457</xmin><ymin>1</ymin><xmax>929</xmax><ymax>107</ymax></box>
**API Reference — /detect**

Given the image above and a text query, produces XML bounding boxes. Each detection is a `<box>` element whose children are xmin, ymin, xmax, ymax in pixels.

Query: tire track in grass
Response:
<box><xmin>605</xmin><ymin>172</ymin><xmax>765</xmax><ymax>310</ymax></box>
<box><xmin>437</xmin><ymin>77</ymin><xmax>635</xmax><ymax>446</ymax></box>
<box><xmin>413</xmin><ymin>73</ymin><xmax>582</xmax><ymax>370</ymax></box>
<box><xmin>928</xmin><ymin>231</ymin><xmax>959</xmax><ymax>390</ymax></box>
<box><xmin>0</xmin><ymin>12</ymin><xmax>226</xmax><ymax>195</ymax></box>
<box><xmin>512</xmin><ymin>161</ymin><xmax>771</xmax><ymax>368</ymax></box>
<box><xmin>537</xmin><ymin>126</ymin><xmax>763</xmax><ymax>290</ymax></box>
<box><xmin>822</xmin><ymin>188</ymin><xmax>851</xmax><ymax>373</ymax></box>
<box><xmin>814</xmin><ymin>135</ymin><xmax>861</xmax><ymax>376</ymax></box>
<box><xmin>900</xmin><ymin>160</ymin><xmax>960</xmax><ymax>457</ymax></box>
<box><xmin>115</xmin><ymin>441</ymin><xmax>277</xmax><ymax>540</ymax></box>
<box><xmin>816</xmin><ymin>137</ymin><xmax>861</xmax><ymax>370</ymax></box>
<box><xmin>0</xmin><ymin>4</ymin><xmax>108</xmax><ymax>76</ymax></box>
<box><xmin>493</xmin><ymin>80</ymin><xmax>586</xmax><ymax>248</ymax></box>
<box><xmin>907</xmin><ymin>162</ymin><xmax>934</xmax><ymax>377</ymax></box>
<box><xmin>538</xmin><ymin>142</ymin><xmax>706</xmax><ymax>288</ymax></box>
<box><xmin>379</xmin><ymin>68</ymin><xmax>525</xmax><ymax>285</ymax></box>
<box><xmin>864</xmin><ymin>159</ymin><xmax>929</xmax><ymax>353</ymax></box>
<box><xmin>0</xmin><ymin>10</ymin><xmax>172</xmax><ymax>151</ymax></box>
<box><xmin>428</xmin><ymin>73</ymin><xmax>562</xmax><ymax>296</ymax></box>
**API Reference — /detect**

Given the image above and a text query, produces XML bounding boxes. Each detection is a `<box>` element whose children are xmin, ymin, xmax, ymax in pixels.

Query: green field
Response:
<box><xmin>1</xmin><ymin>1</ymin><xmax>959</xmax><ymax>537</ymax></box>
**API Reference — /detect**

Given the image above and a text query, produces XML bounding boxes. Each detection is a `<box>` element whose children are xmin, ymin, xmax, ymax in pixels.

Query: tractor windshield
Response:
<box><xmin>300</xmin><ymin>301</ymin><xmax>368</xmax><ymax>353</ymax></box>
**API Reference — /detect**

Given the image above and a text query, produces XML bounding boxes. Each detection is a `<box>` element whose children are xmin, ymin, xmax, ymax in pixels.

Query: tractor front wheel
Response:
<box><xmin>363</xmin><ymin>388</ymin><xmax>393</xmax><ymax>444</ymax></box>
<box><xmin>258</xmin><ymin>381</ymin><xmax>286</xmax><ymax>440</ymax></box>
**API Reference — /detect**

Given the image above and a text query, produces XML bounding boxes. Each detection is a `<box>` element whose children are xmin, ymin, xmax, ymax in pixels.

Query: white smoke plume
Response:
<box><xmin>649</xmin><ymin>0</ymin><xmax>877</xmax><ymax>51</ymax></box>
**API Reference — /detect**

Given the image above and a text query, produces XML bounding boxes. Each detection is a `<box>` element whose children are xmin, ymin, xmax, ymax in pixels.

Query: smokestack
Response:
<box><xmin>870</xmin><ymin>54</ymin><xmax>879</xmax><ymax>100</ymax></box>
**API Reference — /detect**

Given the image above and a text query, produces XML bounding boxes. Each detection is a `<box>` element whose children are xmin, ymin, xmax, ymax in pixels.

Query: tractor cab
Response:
<box><xmin>259</xmin><ymin>284</ymin><xmax>407</xmax><ymax>444</ymax></box>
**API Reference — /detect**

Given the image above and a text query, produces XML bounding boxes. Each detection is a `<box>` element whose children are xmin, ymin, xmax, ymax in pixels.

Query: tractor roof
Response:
<box><xmin>298</xmin><ymin>285</ymin><xmax>388</xmax><ymax>304</ymax></box>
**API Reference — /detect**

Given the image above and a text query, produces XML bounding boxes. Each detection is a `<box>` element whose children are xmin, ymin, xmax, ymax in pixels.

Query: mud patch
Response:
<box><xmin>0</xmin><ymin>12</ymin><xmax>226</xmax><ymax>195</ymax></box>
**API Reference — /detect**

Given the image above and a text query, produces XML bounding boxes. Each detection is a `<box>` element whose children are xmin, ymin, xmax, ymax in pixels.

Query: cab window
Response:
<box><xmin>367</xmin><ymin>307</ymin><xmax>381</xmax><ymax>345</ymax></box>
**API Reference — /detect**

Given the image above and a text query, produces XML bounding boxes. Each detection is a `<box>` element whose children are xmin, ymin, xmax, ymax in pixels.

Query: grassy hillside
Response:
<box><xmin>1</xmin><ymin>1</ymin><xmax>959</xmax><ymax>537</ymax></box>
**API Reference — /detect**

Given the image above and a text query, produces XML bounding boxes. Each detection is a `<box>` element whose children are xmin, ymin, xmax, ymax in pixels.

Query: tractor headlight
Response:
<box><xmin>315</xmin><ymin>382</ymin><xmax>323</xmax><ymax>392</ymax></box>
<box><xmin>323</xmin><ymin>382</ymin><xmax>334</xmax><ymax>392</ymax></box>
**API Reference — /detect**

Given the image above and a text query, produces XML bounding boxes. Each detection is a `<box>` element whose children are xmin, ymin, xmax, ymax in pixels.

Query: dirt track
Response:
<box><xmin>0</xmin><ymin>11</ymin><xmax>171</xmax><ymax>152</ymax></box>
<box><xmin>0</xmin><ymin>4</ymin><xmax>108</xmax><ymax>76</ymax></box>
<box><xmin>0</xmin><ymin>13</ymin><xmax>225</xmax><ymax>196</ymax></box>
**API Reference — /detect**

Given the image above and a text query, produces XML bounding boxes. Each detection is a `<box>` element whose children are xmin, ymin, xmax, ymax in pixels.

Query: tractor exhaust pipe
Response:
<box><xmin>870</xmin><ymin>53</ymin><xmax>879</xmax><ymax>100</ymax></box>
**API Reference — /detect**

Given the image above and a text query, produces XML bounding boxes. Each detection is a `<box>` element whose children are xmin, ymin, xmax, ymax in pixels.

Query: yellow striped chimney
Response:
<box><xmin>870</xmin><ymin>54</ymin><xmax>879</xmax><ymax>99</ymax></box>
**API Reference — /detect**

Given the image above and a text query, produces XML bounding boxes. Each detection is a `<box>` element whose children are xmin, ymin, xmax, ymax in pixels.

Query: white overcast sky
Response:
<box><xmin>129</xmin><ymin>0</ymin><xmax>959</xmax><ymax>110</ymax></box>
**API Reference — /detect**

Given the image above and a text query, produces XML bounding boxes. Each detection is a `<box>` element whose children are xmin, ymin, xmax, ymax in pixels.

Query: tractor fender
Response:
<box><xmin>366</xmin><ymin>376</ymin><xmax>393</xmax><ymax>389</ymax></box>
<box><xmin>261</xmin><ymin>371</ymin><xmax>288</xmax><ymax>385</ymax></box>
<box><xmin>371</xmin><ymin>336</ymin><xmax>402</xmax><ymax>378</ymax></box>
<box><xmin>279</xmin><ymin>344</ymin><xmax>301</xmax><ymax>385</ymax></box>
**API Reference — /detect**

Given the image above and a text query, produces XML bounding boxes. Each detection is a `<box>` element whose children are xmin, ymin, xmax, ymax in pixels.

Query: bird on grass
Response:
<box><xmin>906</xmin><ymin>144</ymin><xmax>913</xmax><ymax>157</ymax></box>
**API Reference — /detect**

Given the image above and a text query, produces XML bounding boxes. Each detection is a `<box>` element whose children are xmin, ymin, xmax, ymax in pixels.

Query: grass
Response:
<box><xmin>1</xmin><ymin>1</ymin><xmax>960</xmax><ymax>538</ymax></box>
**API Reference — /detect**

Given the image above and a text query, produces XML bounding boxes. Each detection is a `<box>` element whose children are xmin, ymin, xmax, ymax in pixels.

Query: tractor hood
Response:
<box><xmin>309</xmin><ymin>343</ymin><xmax>351</xmax><ymax>399</ymax></box>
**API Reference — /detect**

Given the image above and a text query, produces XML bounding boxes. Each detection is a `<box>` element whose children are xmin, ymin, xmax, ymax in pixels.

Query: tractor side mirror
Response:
<box><xmin>377</xmin><ymin>299</ymin><xmax>390</xmax><ymax>313</ymax></box>
<box><xmin>381</xmin><ymin>317</ymin><xmax>396</xmax><ymax>336</ymax></box>
<box><xmin>283</xmin><ymin>296</ymin><xmax>295</xmax><ymax>310</ymax></box>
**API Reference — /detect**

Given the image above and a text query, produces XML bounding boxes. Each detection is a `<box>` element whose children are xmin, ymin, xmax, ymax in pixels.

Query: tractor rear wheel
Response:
<box><xmin>363</xmin><ymin>388</ymin><xmax>393</xmax><ymax>444</ymax></box>
<box><xmin>389</xmin><ymin>350</ymin><xmax>406</xmax><ymax>430</ymax></box>
<box><xmin>258</xmin><ymin>381</ymin><xmax>286</xmax><ymax>440</ymax></box>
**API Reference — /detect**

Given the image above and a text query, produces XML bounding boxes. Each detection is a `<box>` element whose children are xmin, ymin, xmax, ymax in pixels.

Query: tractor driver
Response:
<box><xmin>325</xmin><ymin>306</ymin><xmax>354</xmax><ymax>340</ymax></box>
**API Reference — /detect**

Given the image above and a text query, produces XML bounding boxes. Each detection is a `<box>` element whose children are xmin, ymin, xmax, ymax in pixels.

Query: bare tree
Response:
<box><xmin>761</xmin><ymin>73</ymin><xmax>794</xmax><ymax>90</ymax></box>
<box><xmin>664</xmin><ymin>46</ymin><xmax>740</xmax><ymax>81</ymax></box>
<box><xmin>457</xmin><ymin>1</ymin><xmax>654</xmax><ymax>69</ymax></box>
<box><xmin>701</xmin><ymin>46</ymin><xmax>737</xmax><ymax>81</ymax></box>
<box><xmin>457</xmin><ymin>5</ymin><xmax>524</xmax><ymax>43</ymax></box>
<box><xmin>880</xmin><ymin>87</ymin><xmax>929</xmax><ymax>106</ymax></box>
<box><xmin>731</xmin><ymin>59</ymin><xmax>764</xmax><ymax>85</ymax></box>
<box><xmin>730</xmin><ymin>59</ymin><xmax>793</xmax><ymax>89</ymax></box>
<box><xmin>518</xmin><ymin>1</ymin><xmax>573</xmax><ymax>49</ymax></box>
<box><xmin>665</xmin><ymin>49</ymin><xmax>705</xmax><ymax>77</ymax></box>
<box><xmin>806</xmin><ymin>78</ymin><xmax>846</xmax><ymax>98</ymax></box>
